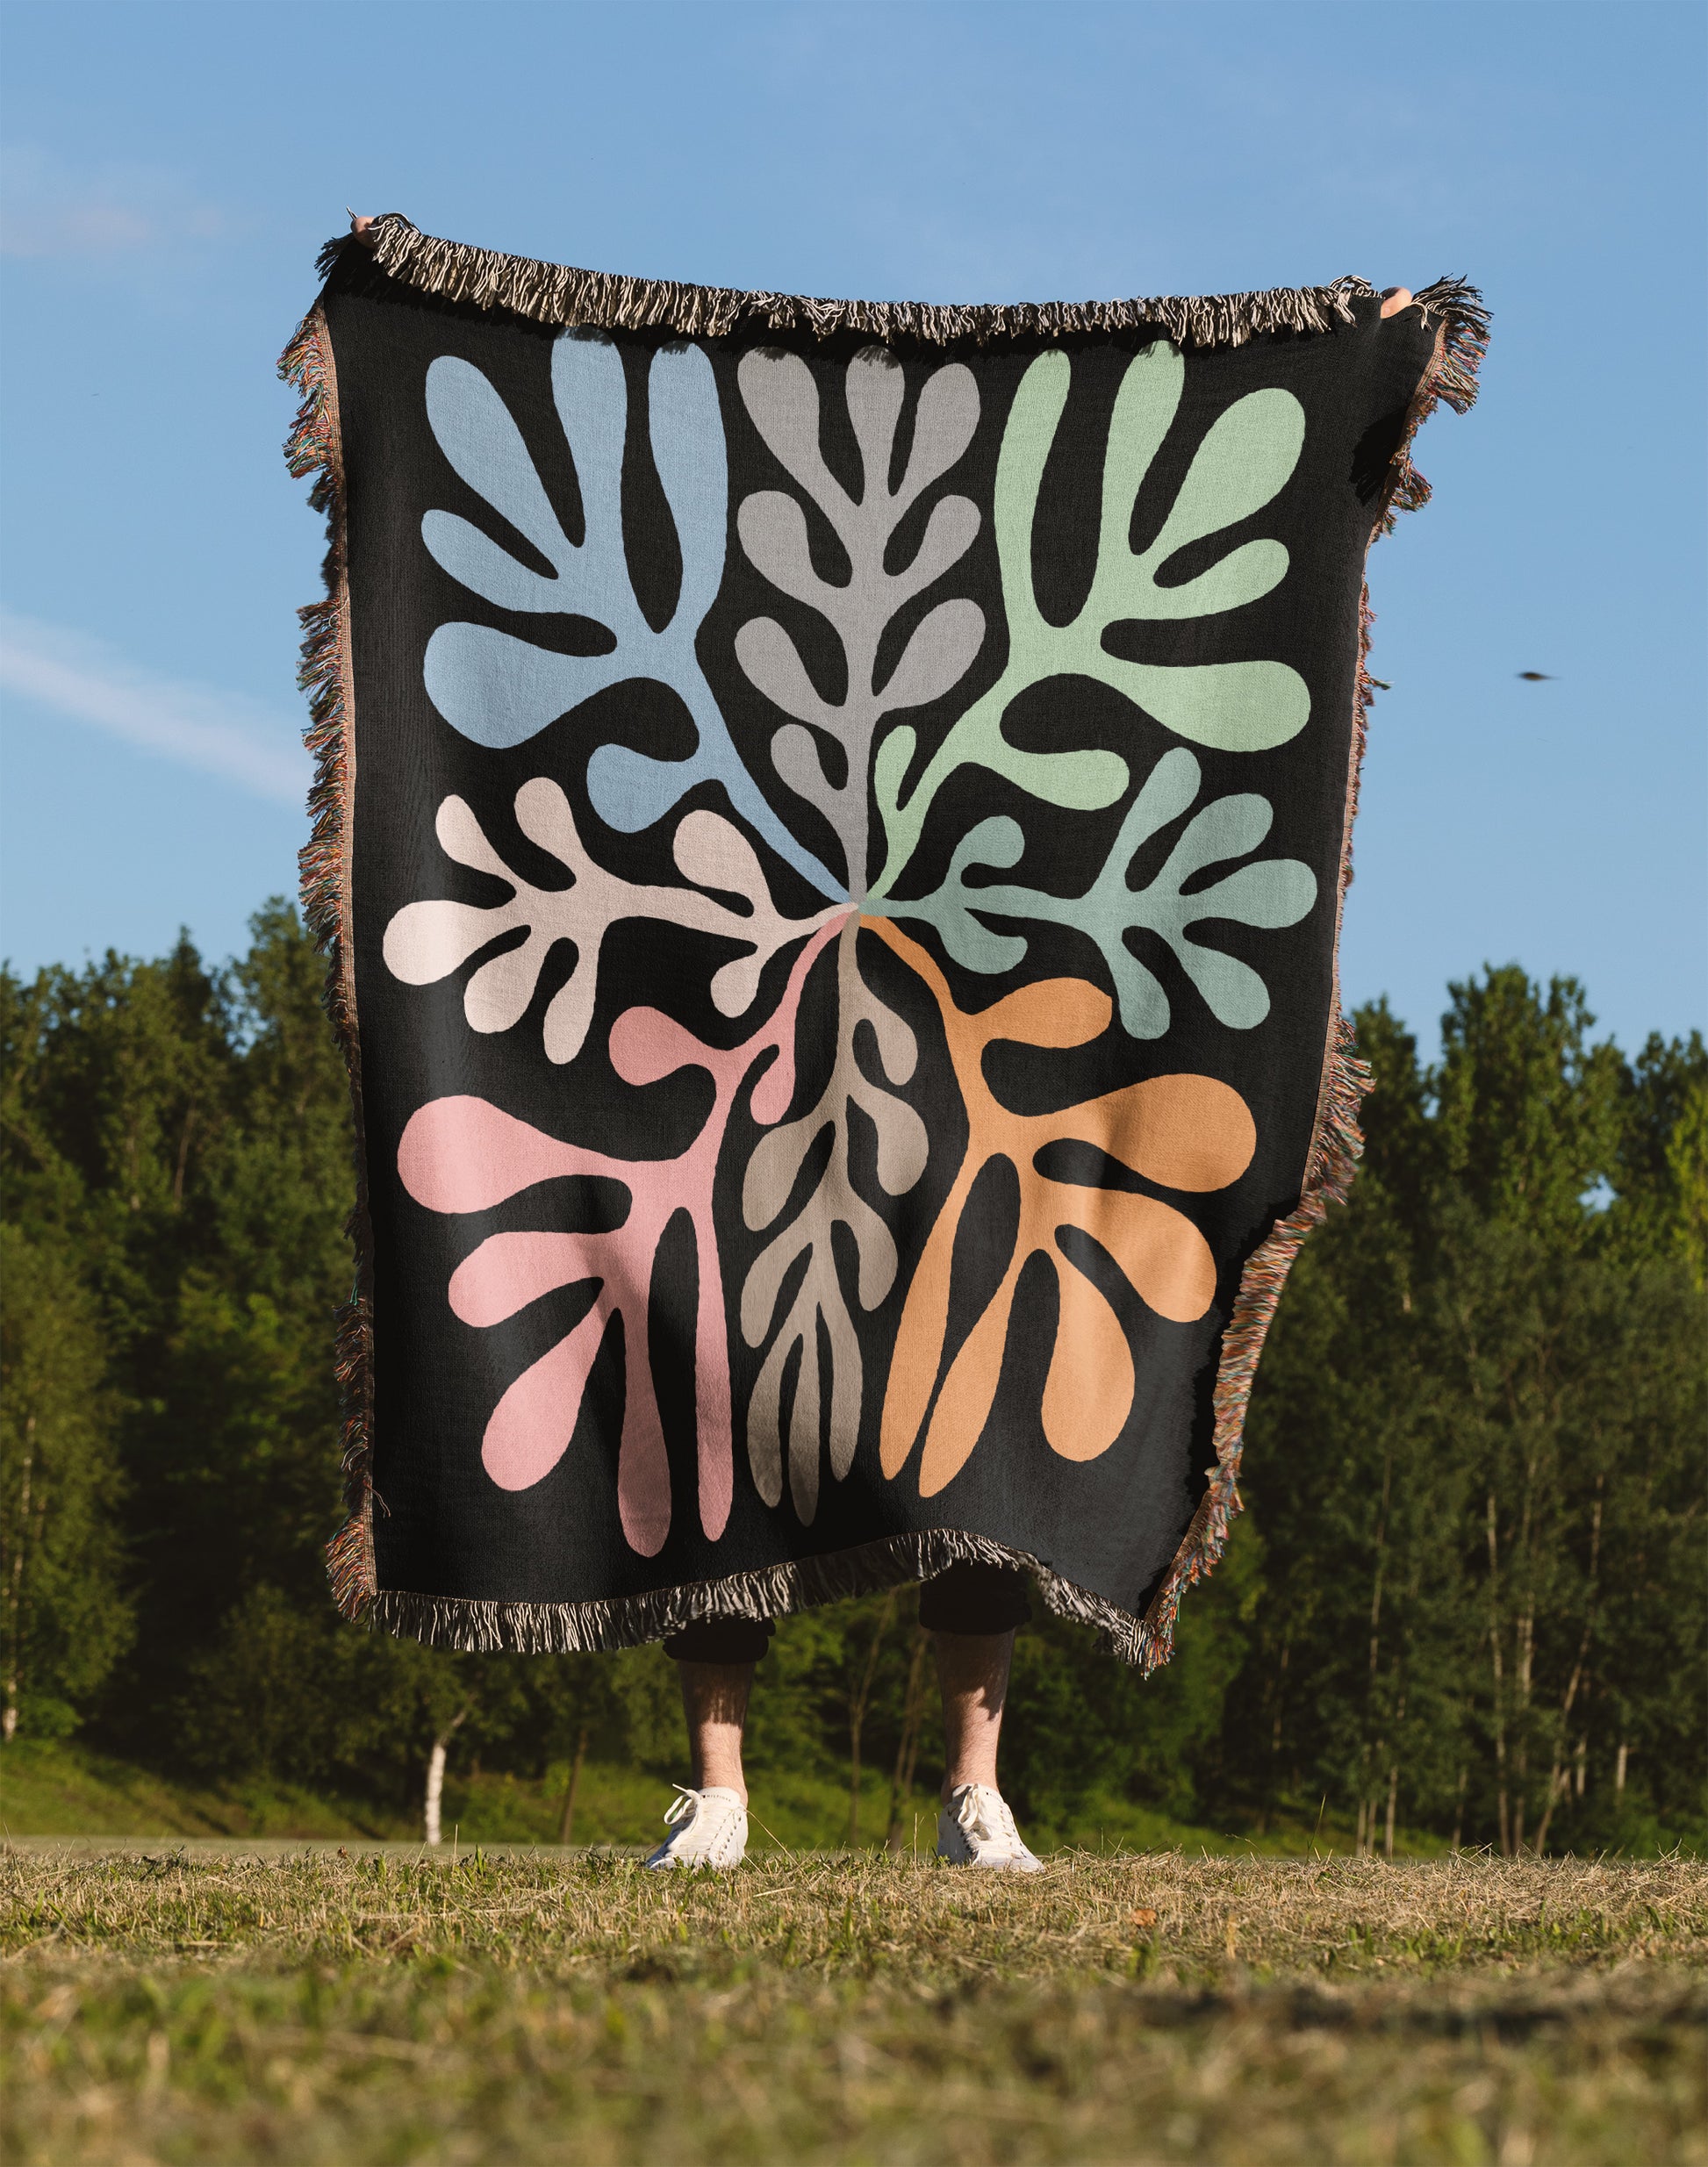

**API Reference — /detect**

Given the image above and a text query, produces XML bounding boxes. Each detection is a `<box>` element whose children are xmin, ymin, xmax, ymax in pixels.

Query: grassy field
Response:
<box><xmin>0</xmin><ymin>1738</ymin><xmax>688</xmax><ymax>1848</ymax></box>
<box><xmin>0</xmin><ymin>1737</ymin><xmax>1344</xmax><ymax>1857</ymax></box>
<box><xmin>3</xmin><ymin>1846</ymin><xmax>1703</xmax><ymax>2164</ymax></box>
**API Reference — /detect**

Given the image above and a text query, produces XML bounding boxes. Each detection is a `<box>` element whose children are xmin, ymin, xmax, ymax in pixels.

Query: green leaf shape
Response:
<box><xmin>879</xmin><ymin>747</ymin><xmax>1318</xmax><ymax>1040</ymax></box>
<box><xmin>872</xmin><ymin>343</ymin><xmax>1309</xmax><ymax>901</ymax></box>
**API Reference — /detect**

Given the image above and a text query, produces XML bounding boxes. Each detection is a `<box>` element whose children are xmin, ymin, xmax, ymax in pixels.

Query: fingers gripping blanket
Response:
<box><xmin>282</xmin><ymin>218</ymin><xmax>1485</xmax><ymax>1664</ymax></box>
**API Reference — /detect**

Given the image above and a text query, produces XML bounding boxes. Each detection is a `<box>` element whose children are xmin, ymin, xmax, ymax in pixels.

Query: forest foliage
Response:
<box><xmin>1</xmin><ymin>904</ymin><xmax>1703</xmax><ymax>1852</ymax></box>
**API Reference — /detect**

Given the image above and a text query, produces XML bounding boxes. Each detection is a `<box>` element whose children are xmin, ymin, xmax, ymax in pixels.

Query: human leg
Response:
<box><xmin>674</xmin><ymin>1660</ymin><xmax>755</xmax><ymax>1803</ymax></box>
<box><xmin>645</xmin><ymin>1617</ymin><xmax>773</xmax><ymax>1869</ymax></box>
<box><xmin>922</xmin><ymin>1561</ymin><xmax>1030</xmax><ymax>1793</ymax></box>
<box><xmin>921</xmin><ymin>1564</ymin><xmax>1043</xmax><ymax>1869</ymax></box>
<box><xmin>933</xmin><ymin>1625</ymin><xmax>1015</xmax><ymax>1799</ymax></box>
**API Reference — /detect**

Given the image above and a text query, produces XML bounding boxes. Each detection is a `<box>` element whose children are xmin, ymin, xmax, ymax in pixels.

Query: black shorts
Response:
<box><xmin>662</xmin><ymin>1562</ymin><xmax>1031</xmax><ymax>1665</ymax></box>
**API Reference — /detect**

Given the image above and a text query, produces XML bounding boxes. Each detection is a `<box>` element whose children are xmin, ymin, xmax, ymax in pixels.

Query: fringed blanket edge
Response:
<box><xmin>374</xmin><ymin>1529</ymin><xmax>1154</xmax><ymax>1661</ymax></box>
<box><xmin>281</xmin><ymin>234</ymin><xmax>1487</xmax><ymax>1668</ymax></box>
<box><xmin>279</xmin><ymin>304</ymin><xmax>378</xmax><ymax>1624</ymax></box>
<box><xmin>334</xmin><ymin>212</ymin><xmax>1489</xmax><ymax>366</ymax></box>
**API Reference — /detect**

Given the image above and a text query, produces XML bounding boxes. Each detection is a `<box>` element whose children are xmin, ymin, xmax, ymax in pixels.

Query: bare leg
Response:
<box><xmin>934</xmin><ymin>1630</ymin><xmax>1015</xmax><ymax>1799</ymax></box>
<box><xmin>676</xmin><ymin>1661</ymin><xmax>753</xmax><ymax>1805</ymax></box>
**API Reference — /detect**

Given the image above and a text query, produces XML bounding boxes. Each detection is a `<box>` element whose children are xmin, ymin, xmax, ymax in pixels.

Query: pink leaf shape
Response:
<box><xmin>398</xmin><ymin>1096</ymin><xmax>584</xmax><ymax>1214</ymax></box>
<box><xmin>609</xmin><ymin>1006</ymin><xmax>712</xmax><ymax>1089</ymax></box>
<box><xmin>480</xmin><ymin>1292</ymin><xmax>671</xmax><ymax>1557</ymax></box>
<box><xmin>449</xmin><ymin>1231</ymin><xmax>592</xmax><ymax>1327</ymax></box>
<box><xmin>482</xmin><ymin>1302</ymin><xmax>608</xmax><ymax>1493</ymax></box>
<box><xmin>401</xmin><ymin>916</ymin><xmax>850</xmax><ymax>1553</ymax></box>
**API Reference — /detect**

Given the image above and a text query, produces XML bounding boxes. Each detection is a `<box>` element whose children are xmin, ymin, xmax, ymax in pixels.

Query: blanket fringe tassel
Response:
<box><xmin>329</xmin><ymin>212</ymin><xmax>1487</xmax><ymax>367</ymax></box>
<box><xmin>376</xmin><ymin>1528</ymin><xmax>1156</xmax><ymax>1662</ymax></box>
<box><xmin>284</xmin><ymin>227</ymin><xmax>1486</xmax><ymax>1668</ymax></box>
<box><xmin>280</xmin><ymin>305</ymin><xmax>378</xmax><ymax>1623</ymax></box>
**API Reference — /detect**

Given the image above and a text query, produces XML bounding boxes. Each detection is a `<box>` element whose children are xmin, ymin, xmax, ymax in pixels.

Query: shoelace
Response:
<box><xmin>954</xmin><ymin>1785</ymin><xmax>1019</xmax><ymax>1846</ymax></box>
<box><xmin>662</xmin><ymin>1783</ymin><xmax>705</xmax><ymax>1829</ymax></box>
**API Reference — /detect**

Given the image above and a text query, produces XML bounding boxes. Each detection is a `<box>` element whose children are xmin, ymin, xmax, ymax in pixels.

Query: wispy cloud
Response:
<box><xmin>0</xmin><ymin>147</ymin><xmax>232</xmax><ymax>260</ymax></box>
<box><xmin>0</xmin><ymin>611</ymin><xmax>310</xmax><ymax>805</ymax></box>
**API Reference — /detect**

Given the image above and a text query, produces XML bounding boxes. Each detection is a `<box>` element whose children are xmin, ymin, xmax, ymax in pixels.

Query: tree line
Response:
<box><xmin>2</xmin><ymin>904</ymin><xmax>1703</xmax><ymax>1851</ymax></box>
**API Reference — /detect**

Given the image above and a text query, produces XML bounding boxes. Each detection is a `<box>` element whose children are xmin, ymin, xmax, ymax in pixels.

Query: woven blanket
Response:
<box><xmin>283</xmin><ymin>216</ymin><xmax>1485</xmax><ymax>1664</ymax></box>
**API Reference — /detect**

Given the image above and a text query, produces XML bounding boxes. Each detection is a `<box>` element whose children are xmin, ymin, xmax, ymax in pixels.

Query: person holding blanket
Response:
<box><xmin>305</xmin><ymin>226</ymin><xmax>1465</xmax><ymax>1872</ymax></box>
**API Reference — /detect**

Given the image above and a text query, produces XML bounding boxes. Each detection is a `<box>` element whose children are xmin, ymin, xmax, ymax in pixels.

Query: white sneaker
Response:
<box><xmin>937</xmin><ymin>1783</ymin><xmax>1044</xmax><ymax>1870</ymax></box>
<box><xmin>644</xmin><ymin>1784</ymin><xmax>748</xmax><ymax>1871</ymax></box>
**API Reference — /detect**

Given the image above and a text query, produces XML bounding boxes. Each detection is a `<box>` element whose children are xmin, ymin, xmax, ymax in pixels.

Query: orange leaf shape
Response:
<box><xmin>1116</xmin><ymin>1073</ymin><xmax>1255</xmax><ymax>1193</ymax></box>
<box><xmin>871</xmin><ymin>920</ymin><xmax>1254</xmax><ymax>1496</ymax></box>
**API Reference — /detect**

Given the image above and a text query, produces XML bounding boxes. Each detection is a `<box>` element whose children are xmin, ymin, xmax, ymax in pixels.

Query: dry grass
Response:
<box><xmin>4</xmin><ymin>1848</ymin><xmax>1704</xmax><ymax>2163</ymax></box>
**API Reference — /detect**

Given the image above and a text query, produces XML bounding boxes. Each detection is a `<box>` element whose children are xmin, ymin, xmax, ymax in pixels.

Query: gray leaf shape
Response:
<box><xmin>738</xmin><ymin>921</ymin><xmax>929</xmax><ymax>1524</ymax></box>
<box><xmin>736</xmin><ymin>348</ymin><xmax>985</xmax><ymax>898</ymax></box>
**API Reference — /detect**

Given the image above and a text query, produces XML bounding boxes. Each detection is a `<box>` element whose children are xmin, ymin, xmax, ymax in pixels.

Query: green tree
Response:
<box><xmin>1232</xmin><ymin>970</ymin><xmax>1705</xmax><ymax>1854</ymax></box>
<box><xmin>0</xmin><ymin>1223</ymin><xmax>131</xmax><ymax>1738</ymax></box>
<box><xmin>3</xmin><ymin>910</ymin><xmax>1701</xmax><ymax>1853</ymax></box>
<box><xmin>1604</xmin><ymin>1030</ymin><xmax>1708</xmax><ymax>1284</ymax></box>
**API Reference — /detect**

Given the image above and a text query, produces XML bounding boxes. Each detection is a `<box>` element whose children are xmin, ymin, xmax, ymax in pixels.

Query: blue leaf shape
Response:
<box><xmin>423</xmin><ymin>624</ymin><xmax>628</xmax><ymax>751</ymax></box>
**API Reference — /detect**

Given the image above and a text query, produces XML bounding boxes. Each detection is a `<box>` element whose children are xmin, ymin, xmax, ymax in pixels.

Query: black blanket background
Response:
<box><xmin>291</xmin><ymin>232</ymin><xmax>1465</xmax><ymax>1660</ymax></box>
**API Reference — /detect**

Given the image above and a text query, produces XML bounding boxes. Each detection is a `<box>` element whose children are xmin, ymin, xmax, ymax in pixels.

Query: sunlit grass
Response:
<box><xmin>4</xmin><ymin>1848</ymin><xmax>1704</xmax><ymax>2163</ymax></box>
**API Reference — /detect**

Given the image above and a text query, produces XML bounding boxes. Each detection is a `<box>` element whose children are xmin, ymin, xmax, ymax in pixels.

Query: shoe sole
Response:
<box><xmin>936</xmin><ymin>1847</ymin><xmax>1044</xmax><ymax>1870</ymax></box>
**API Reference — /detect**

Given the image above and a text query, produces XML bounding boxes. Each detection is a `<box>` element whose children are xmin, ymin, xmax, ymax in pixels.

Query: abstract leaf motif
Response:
<box><xmin>736</xmin><ymin>348</ymin><xmax>983</xmax><ymax>896</ymax></box>
<box><xmin>395</xmin><ymin>920</ymin><xmax>842</xmax><ymax>1556</ymax></box>
<box><xmin>383</xmin><ymin>780</ymin><xmax>838</xmax><ymax>1064</ymax></box>
<box><xmin>398</xmin><ymin>326</ymin><xmax>1316</xmax><ymax>1541</ymax></box>
<box><xmin>889</xmin><ymin>747</ymin><xmax>1317</xmax><ymax>1039</ymax></box>
<box><xmin>872</xmin><ymin>341</ymin><xmax>1309</xmax><ymax>897</ymax></box>
<box><xmin>869</xmin><ymin>920</ymin><xmax>1256</xmax><ymax>1500</ymax></box>
<box><xmin>421</xmin><ymin>332</ymin><xmax>836</xmax><ymax>894</ymax></box>
<box><xmin>738</xmin><ymin>916</ymin><xmax>929</xmax><ymax>1523</ymax></box>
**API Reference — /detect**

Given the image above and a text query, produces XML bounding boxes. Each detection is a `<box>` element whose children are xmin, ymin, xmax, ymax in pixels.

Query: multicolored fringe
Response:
<box><xmin>334</xmin><ymin>212</ymin><xmax>1491</xmax><ymax>359</ymax></box>
<box><xmin>1129</xmin><ymin>298</ymin><xmax>1487</xmax><ymax>1674</ymax></box>
<box><xmin>284</xmin><ymin>222</ymin><xmax>1485</xmax><ymax>1661</ymax></box>
<box><xmin>1381</xmin><ymin>276</ymin><xmax>1491</xmax><ymax>528</ymax></box>
<box><xmin>279</xmin><ymin>305</ymin><xmax>377</xmax><ymax>1622</ymax></box>
<box><xmin>373</xmin><ymin>1525</ymin><xmax>1154</xmax><ymax>1661</ymax></box>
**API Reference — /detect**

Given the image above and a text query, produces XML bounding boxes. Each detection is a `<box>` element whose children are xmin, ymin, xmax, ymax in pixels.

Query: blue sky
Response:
<box><xmin>2</xmin><ymin>0</ymin><xmax>1702</xmax><ymax>1057</ymax></box>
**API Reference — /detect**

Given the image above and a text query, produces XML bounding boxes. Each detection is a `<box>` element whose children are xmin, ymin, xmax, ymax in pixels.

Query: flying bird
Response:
<box><xmin>1517</xmin><ymin>671</ymin><xmax>1554</xmax><ymax>681</ymax></box>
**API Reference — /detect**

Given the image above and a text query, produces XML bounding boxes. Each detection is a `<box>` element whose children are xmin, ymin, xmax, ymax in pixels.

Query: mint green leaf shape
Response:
<box><xmin>883</xmin><ymin>747</ymin><xmax>1317</xmax><ymax>1040</ymax></box>
<box><xmin>872</xmin><ymin>343</ymin><xmax>1308</xmax><ymax>901</ymax></box>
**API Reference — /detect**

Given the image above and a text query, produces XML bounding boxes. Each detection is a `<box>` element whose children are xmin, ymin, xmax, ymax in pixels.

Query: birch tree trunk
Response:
<box><xmin>1486</xmin><ymin>1491</ymin><xmax>1511</xmax><ymax>1855</ymax></box>
<box><xmin>425</xmin><ymin>1740</ymin><xmax>449</xmax><ymax>1847</ymax></box>
<box><xmin>2</xmin><ymin>1419</ymin><xmax>32</xmax><ymax>1743</ymax></box>
<box><xmin>556</xmin><ymin>1726</ymin><xmax>588</xmax><ymax>1847</ymax></box>
<box><xmin>845</xmin><ymin>1592</ymin><xmax>895</xmax><ymax>1848</ymax></box>
<box><xmin>424</xmin><ymin>1709</ymin><xmax>468</xmax><ymax>1845</ymax></box>
<box><xmin>1532</xmin><ymin>1485</ymin><xmax>1603</xmax><ymax>1856</ymax></box>
<box><xmin>886</xmin><ymin>1627</ymin><xmax>929</xmax><ymax>1853</ymax></box>
<box><xmin>888</xmin><ymin>1629</ymin><xmax>927</xmax><ymax>1855</ymax></box>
